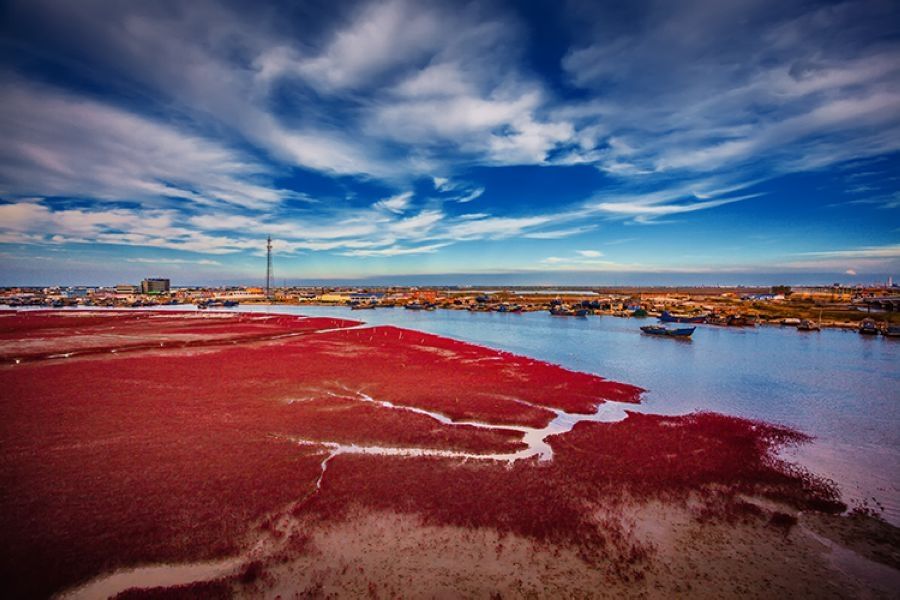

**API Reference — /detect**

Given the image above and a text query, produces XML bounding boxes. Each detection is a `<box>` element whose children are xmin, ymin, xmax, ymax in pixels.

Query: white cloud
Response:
<box><xmin>374</xmin><ymin>191</ymin><xmax>413</xmax><ymax>214</ymax></box>
<box><xmin>558</xmin><ymin>1</ymin><xmax>900</xmax><ymax>181</ymax></box>
<box><xmin>576</xmin><ymin>250</ymin><xmax>603</xmax><ymax>258</ymax></box>
<box><xmin>445</xmin><ymin>215</ymin><xmax>556</xmax><ymax>240</ymax></box>
<box><xmin>126</xmin><ymin>258</ymin><xmax>221</xmax><ymax>266</ymax></box>
<box><xmin>799</xmin><ymin>244</ymin><xmax>900</xmax><ymax>259</ymax></box>
<box><xmin>0</xmin><ymin>82</ymin><xmax>286</xmax><ymax>210</ymax></box>
<box><xmin>523</xmin><ymin>226</ymin><xmax>597</xmax><ymax>239</ymax></box>
<box><xmin>340</xmin><ymin>243</ymin><xmax>450</xmax><ymax>257</ymax></box>
<box><xmin>433</xmin><ymin>177</ymin><xmax>452</xmax><ymax>191</ymax></box>
<box><xmin>291</xmin><ymin>0</ymin><xmax>445</xmax><ymax>91</ymax></box>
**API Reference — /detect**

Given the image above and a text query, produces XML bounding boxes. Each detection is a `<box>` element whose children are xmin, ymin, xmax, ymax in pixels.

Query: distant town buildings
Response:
<box><xmin>116</xmin><ymin>284</ymin><xmax>140</xmax><ymax>294</ymax></box>
<box><xmin>141</xmin><ymin>278</ymin><xmax>170</xmax><ymax>294</ymax></box>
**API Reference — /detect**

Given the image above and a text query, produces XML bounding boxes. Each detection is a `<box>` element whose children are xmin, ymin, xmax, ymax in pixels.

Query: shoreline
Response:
<box><xmin>4</xmin><ymin>302</ymin><xmax>898</xmax><ymax>333</ymax></box>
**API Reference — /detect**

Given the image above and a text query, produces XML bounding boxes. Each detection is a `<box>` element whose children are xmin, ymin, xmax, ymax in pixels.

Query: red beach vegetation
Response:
<box><xmin>0</xmin><ymin>311</ymin><xmax>843</xmax><ymax>598</ymax></box>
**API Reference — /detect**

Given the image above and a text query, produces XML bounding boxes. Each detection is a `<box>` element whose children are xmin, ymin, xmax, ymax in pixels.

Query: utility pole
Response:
<box><xmin>266</xmin><ymin>235</ymin><xmax>273</xmax><ymax>301</ymax></box>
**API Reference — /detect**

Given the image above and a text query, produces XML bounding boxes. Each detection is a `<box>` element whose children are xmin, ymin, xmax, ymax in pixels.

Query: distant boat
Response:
<box><xmin>222</xmin><ymin>300</ymin><xmax>239</xmax><ymax>307</ymax></box>
<box><xmin>659</xmin><ymin>311</ymin><xmax>706</xmax><ymax>324</ymax></box>
<box><xmin>797</xmin><ymin>319</ymin><xmax>821</xmax><ymax>331</ymax></box>
<box><xmin>883</xmin><ymin>325</ymin><xmax>900</xmax><ymax>338</ymax></box>
<box><xmin>641</xmin><ymin>325</ymin><xmax>696</xmax><ymax>338</ymax></box>
<box><xmin>550</xmin><ymin>306</ymin><xmax>588</xmax><ymax>317</ymax></box>
<box><xmin>859</xmin><ymin>319</ymin><xmax>879</xmax><ymax>335</ymax></box>
<box><xmin>351</xmin><ymin>303</ymin><xmax>376</xmax><ymax>310</ymax></box>
<box><xmin>726</xmin><ymin>315</ymin><xmax>755</xmax><ymax>327</ymax></box>
<box><xmin>405</xmin><ymin>302</ymin><xmax>436</xmax><ymax>311</ymax></box>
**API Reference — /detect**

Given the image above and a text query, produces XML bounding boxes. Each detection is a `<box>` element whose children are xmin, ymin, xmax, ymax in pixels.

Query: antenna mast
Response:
<box><xmin>266</xmin><ymin>235</ymin><xmax>273</xmax><ymax>301</ymax></box>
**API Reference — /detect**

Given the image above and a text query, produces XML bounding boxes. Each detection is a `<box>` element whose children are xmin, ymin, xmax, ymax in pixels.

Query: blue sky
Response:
<box><xmin>0</xmin><ymin>0</ymin><xmax>898</xmax><ymax>286</ymax></box>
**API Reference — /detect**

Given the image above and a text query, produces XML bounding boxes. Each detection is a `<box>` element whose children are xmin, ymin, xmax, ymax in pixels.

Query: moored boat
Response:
<box><xmin>726</xmin><ymin>314</ymin><xmax>755</xmax><ymax>327</ymax></box>
<box><xmin>550</xmin><ymin>305</ymin><xmax>588</xmax><ymax>317</ymax></box>
<box><xmin>859</xmin><ymin>318</ymin><xmax>879</xmax><ymax>335</ymax></box>
<box><xmin>659</xmin><ymin>311</ymin><xmax>706</xmax><ymax>324</ymax></box>
<box><xmin>883</xmin><ymin>325</ymin><xmax>900</xmax><ymax>338</ymax></box>
<box><xmin>641</xmin><ymin>325</ymin><xmax>695</xmax><ymax>338</ymax></box>
<box><xmin>797</xmin><ymin>319</ymin><xmax>821</xmax><ymax>331</ymax></box>
<box><xmin>405</xmin><ymin>302</ymin><xmax>436</xmax><ymax>311</ymax></box>
<box><xmin>705</xmin><ymin>314</ymin><xmax>729</xmax><ymax>326</ymax></box>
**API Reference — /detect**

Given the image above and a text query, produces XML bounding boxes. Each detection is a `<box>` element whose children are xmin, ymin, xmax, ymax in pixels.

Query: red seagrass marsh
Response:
<box><xmin>0</xmin><ymin>311</ymin><xmax>852</xmax><ymax>598</ymax></box>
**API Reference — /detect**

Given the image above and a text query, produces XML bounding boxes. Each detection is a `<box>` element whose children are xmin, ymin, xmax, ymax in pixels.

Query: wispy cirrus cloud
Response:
<box><xmin>559</xmin><ymin>0</ymin><xmax>900</xmax><ymax>182</ymax></box>
<box><xmin>126</xmin><ymin>257</ymin><xmax>221</xmax><ymax>265</ymax></box>
<box><xmin>797</xmin><ymin>244</ymin><xmax>900</xmax><ymax>259</ymax></box>
<box><xmin>339</xmin><ymin>243</ymin><xmax>450</xmax><ymax>257</ymax></box>
<box><xmin>0</xmin><ymin>81</ymin><xmax>289</xmax><ymax>210</ymax></box>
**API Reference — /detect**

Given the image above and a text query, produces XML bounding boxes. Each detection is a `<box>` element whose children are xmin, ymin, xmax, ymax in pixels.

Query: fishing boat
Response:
<box><xmin>859</xmin><ymin>318</ymin><xmax>879</xmax><ymax>335</ymax></box>
<box><xmin>405</xmin><ymin>302</ymin><xmax>436</xmax><ymax>311</ymax></box>
<box><xmin>797</xmin><ymin>319</ymin><xmax>821</xmax><ymax>331</ymax></box>
<box><xmin>641</xmin><ymin>325</ymin><xmax>695</xmax><ymax>338</ymax></box>
<box><xmin>659</xmin><ymin>311</ymin><xmax>706</xmax><ymax>324</ymax></box>
<box><xmin>883</xmin><ymin>325</ymin><xmax>900</xmax><ymax>338</ymax></box>
<box><xmin>726</xmin><ymin>314</ymin><xmax>755</xmax><ymax>327</ymax></box>
<box><xmin>549</xmin><ymin>305</ymin><xmax>588</xmax><ymax>317</ymax></box>
<box><xmin>351</xmin><ymin>303</ymin><xmax>376</xmax><ymax>310</ymax></box>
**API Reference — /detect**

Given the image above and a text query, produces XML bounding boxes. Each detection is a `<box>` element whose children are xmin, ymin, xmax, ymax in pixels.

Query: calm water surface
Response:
<box><xmin>30</xmin><ymin>305</ymin><xmax>900</xmax><ymax>523</ymax></box>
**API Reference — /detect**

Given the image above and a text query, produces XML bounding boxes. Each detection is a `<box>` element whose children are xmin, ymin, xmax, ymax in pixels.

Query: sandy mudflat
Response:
<box><xmin>103</xmin><ymin>498</ymin><xmax>900</xmax><ymax>599</ymax></box>
<box><xmin>240</xmin><ymin>503</ymin><xmax>900</xmax><ymax>599</ymax></box>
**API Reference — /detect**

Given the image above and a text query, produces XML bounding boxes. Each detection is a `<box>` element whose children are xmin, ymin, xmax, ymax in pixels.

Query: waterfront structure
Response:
<box><xmin>212</xmin><ymin>289</ymin><xmax>266</xmax><ymax>301</ymax></box>
<box><xmin>115</xmin><ymin>284</ymin><xmax>140</xmax><ymax>295</ymax></box>
<box><xmin>141</xmin><ymin>278</ymin><xmax>170</xmax><ymax>294</ymax></box>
